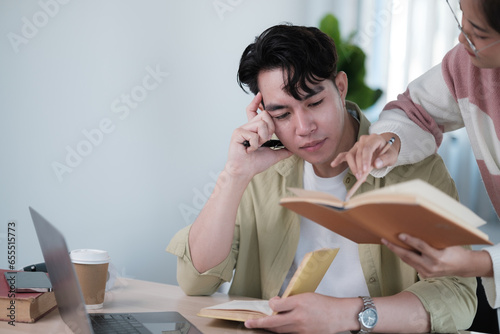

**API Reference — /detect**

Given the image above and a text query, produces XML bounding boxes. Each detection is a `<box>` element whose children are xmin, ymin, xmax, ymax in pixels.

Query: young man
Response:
<box><xmin>167</xmin><ymin>24</ymin><xmax>476</xmax><ymax>333</ymax></box>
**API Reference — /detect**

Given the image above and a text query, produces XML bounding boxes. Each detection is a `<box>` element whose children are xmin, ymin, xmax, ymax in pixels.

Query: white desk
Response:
<box><xmin>0</xmin><ymin>277</ymin><xmax>483</xmax><ymax>334</ymax></box>
<box><xmin>0</xmin><ymin>277</ymin><xmax>269</xmax><ymax>334</ymax></box>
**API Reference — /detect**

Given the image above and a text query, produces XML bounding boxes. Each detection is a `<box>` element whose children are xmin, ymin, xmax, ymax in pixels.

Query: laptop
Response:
<box><xmin>29</xmin><ymin>207</ymin><xmax>203</xmax><ymax>334</ymax></box>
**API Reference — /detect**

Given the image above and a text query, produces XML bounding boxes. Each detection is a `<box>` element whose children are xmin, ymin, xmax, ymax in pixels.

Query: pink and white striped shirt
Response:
<box><xmin>370</xmin><ymin>44</ymin><xmax>500</xmax><ymax>308</ymax></box>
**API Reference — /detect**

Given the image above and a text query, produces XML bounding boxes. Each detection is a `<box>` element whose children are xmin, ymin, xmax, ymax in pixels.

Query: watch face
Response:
<box><xmin>361</xmin><ymin>308</ymin><xmax>378</xmax><ymax>328</ymax></box>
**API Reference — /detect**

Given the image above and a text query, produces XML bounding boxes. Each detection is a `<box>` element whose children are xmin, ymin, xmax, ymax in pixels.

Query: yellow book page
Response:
<box><xmin>281</xmin><ymin>248</ymin><xmax>339</xmax><ymax>298</ymax></box>
<box><xmin>197</xmin><ymin>248</ymin><xmax>339</xmax><ymax>322</ymax></box>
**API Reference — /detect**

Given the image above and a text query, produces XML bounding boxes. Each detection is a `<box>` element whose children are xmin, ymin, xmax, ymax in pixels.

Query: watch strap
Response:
<box><xmin>358</xmin><ymin>296</ymin><xmax>377</xmax><ymax>334</ymax></box>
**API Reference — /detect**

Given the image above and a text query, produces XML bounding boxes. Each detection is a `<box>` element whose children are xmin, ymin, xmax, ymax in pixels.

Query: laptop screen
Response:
<box><xmin>30</xmin><ymin>207</ymin><xmax>94</xmax><ymax>334</ymax></box>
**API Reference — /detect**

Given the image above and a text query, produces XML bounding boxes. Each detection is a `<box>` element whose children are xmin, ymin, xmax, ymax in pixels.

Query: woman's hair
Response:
<box><xmin>479</xmin><ymin>0</ymin><xmax>500</xmax><ymax>33</ymax></box>
<box><xmin>237</xmin><ymin>24</ymin><xmax>338</xmax><ymax>100</ymax></box>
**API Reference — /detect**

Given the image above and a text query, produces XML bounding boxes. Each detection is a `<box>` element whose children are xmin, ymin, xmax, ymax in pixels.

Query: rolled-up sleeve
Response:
<box><xmin>482</xmin><ymin>244</ymin><xmax>500</xmax><ymax>308</ymax></box>
<box><xmin>405</xmin><ymin>275</ymin><xmax>477</xmax><ymax>333</ymax></box>
<box><xmin>166</xmin><ymin>225</ymin><xmax>238</xmax><ymax>296</ymax></box>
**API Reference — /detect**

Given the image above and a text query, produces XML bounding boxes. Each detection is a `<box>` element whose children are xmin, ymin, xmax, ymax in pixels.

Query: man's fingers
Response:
<box><xmin>245</xmin><ymin>313</ymin><xmax>290</xmax><ymax>331</ymax></box>
<box><xmin>246</xmin><ymin>92</ymin><xmax>263</xmax><ymax>121</ymax></box>
<box><xmin>245</xmin><ymin>297</ymin><xmax>296</xmax><ymax>331</ymax></box>
<box><xmin>269</xmin><ymin>296</ymin><xmax>295</xmax><ymax>313</ymax></box>
<box><xmin>251</xmin><ymin>119</ymin><xmax>271</xmax><ymax>146</ymax></box>
<box><xmin>236</xmin><ymin>129</ymin><xmax>260</xmax><ymax>152</ymax></box>
<box><xmin>239</xmin><ymin>109</ymin><xmax>276</xmax><ymax>149</ymax></box>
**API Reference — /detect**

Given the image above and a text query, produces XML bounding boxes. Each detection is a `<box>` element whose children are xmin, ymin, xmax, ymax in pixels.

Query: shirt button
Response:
<box><xmin>346</xmin><ymin>177</ymin><xmax>351</xmax><ymax>184</ymax></box>
<box><xmin>369</xmin><ymin>277</ymin><xmax>376</xmax><ymax>283</ymax></box>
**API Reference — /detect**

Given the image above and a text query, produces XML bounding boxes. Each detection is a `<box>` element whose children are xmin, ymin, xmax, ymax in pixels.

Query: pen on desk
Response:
<box><xmin>344</xmin><ymin>136</ymin><xmax>396</xmax><ymax>201</ymax></box>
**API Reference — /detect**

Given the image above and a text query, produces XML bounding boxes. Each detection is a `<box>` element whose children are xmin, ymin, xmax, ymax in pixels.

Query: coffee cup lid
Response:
<box><xmin>70</xmin><ymin>249</ymin><xmax>110</xmax><ymax>264</ymax></box>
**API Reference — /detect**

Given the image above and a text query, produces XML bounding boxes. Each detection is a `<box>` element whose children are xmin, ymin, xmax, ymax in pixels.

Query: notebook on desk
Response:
<box><xmin>29</xmin><ymin>207</ymin><xmax>203</xmax><ymax>334</ymax></box>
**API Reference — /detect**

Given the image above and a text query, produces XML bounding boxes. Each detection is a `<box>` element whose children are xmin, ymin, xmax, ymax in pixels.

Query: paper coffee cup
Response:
<box><xmin>70</xmin><ymin>249</ymin><xmax>110</xmax><ymax>310</ymax></box>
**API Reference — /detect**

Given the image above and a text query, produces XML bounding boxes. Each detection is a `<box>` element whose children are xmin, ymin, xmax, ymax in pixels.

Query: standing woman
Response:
<box><xmin>333</xmin><ymin>0</ymin><xmax>500</xmax><ymax>308</ymax></box>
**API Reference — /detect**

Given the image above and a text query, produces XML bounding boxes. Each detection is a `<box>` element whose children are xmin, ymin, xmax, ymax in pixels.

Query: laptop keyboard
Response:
<box><xmin>90</xmin><ymin>313</ymin><xmax>151</xmax><ymax>334</ymax></box>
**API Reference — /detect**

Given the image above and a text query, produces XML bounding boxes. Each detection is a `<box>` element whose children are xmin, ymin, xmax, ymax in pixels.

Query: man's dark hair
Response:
<box><xmin>237</xmin><ymin>24</ymin><xmax>338</xmax><ymax>101</ymax></box>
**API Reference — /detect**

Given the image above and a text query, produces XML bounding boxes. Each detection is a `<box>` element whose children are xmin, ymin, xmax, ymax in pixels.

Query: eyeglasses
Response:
<box><xmin>445</xmin><ymin>0</ymin><xmax>500</xmax><ymax>57</ymax></box>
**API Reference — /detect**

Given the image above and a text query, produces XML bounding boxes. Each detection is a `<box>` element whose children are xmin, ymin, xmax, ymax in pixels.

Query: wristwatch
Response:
<box><xmin>357</xmin><ymin>296</ymin><xmax>378</xmax><ymax>333</ymax></box>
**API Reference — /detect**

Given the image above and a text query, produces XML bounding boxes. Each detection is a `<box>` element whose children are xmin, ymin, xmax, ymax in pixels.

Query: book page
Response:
<box><xmin>198</xmin><ymin>248</ymin><xmax>340</xmax><ymax>322</ymax></box>
<box><xmin>282</xmin><ymin>248</ymin><xmax>339</xmax><ymax>298</ymax></box>
<box><xmin>202</xmin><ymin>300</ymin><xmax>272</xmax><ymax>316</ymax></box>
<box><xmin>284</xmin><ymin>188</ymin><xmax>345</xmax><ymax>209</ymax></box>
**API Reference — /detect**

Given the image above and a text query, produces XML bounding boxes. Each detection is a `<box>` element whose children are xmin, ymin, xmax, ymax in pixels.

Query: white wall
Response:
<box><xmin>0</xmin><ymin>0</ymin><xmax>348</xmax><ymax>285</ymax></box>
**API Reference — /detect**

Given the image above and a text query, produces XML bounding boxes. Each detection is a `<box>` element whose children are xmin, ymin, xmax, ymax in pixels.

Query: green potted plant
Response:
<box><xmin>319</xmin><ymin>14</ymin><xmax>382</xmax><ymax>110</ymax></box>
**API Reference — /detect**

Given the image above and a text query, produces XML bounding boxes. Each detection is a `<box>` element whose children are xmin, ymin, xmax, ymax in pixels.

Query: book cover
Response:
<box><xmin>280</xmin><ymin>179</ymin><xmax>492</xmax><ymax>249</ymax></box>
<box><xmin>198</xmin><ymin>248</ymin><xmax>339</xmax><ymax>322</ymax></box>
<box><xmin>5</xmin><ymin>271</ymin><xmax>52</xmax><ymax>293</ymax></box>
<box><xmin>0</xmin><ymin>269</ymin><xmax>57</xmax><ymax>323</ymax></box>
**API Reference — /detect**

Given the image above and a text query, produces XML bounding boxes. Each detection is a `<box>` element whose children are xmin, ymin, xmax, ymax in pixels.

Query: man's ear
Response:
<box><xmin>334</xmin><ymin>71</ymin><xmax>348</xmax><ymax>102</ymax></box>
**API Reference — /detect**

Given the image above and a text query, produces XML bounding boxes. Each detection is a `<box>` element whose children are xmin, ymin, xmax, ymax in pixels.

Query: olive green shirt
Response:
<box><xmin>167</xmin><ymin>103</ymin><xmax>477</xmax><ymax>333</ymax></box>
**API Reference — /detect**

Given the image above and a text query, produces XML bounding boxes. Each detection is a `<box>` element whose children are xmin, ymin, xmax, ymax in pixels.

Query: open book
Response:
<box><xmin>280</xmin><ymin>179</ymin><xmax>492</xmax><ymax>250</ymax></box>
<box><xmin>197</xmin><ymin>248</ymin><xmax>339</xmax><ymax>322</ymax></box>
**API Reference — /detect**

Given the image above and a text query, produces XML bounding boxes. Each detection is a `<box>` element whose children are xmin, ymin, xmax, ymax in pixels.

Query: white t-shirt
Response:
<box><xmin>280</xmin><ymin>161</ymin><xmax>370</xmax><ymax>297</ymax></box>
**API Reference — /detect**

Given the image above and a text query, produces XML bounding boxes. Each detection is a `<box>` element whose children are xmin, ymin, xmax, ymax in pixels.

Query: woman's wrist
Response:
<box><xmin>464</xmin><ymin>249</ymin><xmax>494</xmax><ymax>277</ymax></box>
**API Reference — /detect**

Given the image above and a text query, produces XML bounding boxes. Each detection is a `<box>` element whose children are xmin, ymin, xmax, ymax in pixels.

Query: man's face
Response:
<box><xmin>257</xmin><ymin>69</ymin><xmax>353</xmax><ymax>177</ymax></box>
